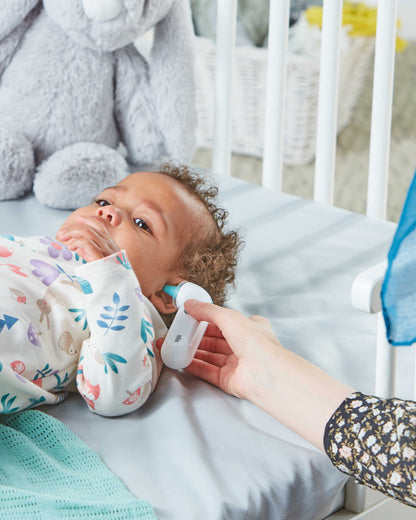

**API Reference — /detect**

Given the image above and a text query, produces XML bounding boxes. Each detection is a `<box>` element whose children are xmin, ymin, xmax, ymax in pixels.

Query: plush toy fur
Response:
<box><xmin>0</xmin><ymin>0</ymin><xmax>196</xmax><ymax>209</ymax></box>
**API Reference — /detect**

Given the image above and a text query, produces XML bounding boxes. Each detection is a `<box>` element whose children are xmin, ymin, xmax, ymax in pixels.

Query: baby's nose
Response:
<box><xmin>97</xmin><ymin>206</ymin><xmax>121</xmax><ymax>226</ymax></box>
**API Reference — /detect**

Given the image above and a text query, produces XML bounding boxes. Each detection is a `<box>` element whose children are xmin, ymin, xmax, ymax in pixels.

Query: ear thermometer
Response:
<box><xmin>160</xmin><ymin>281</ymin><xmax>212</xmax><ymax>369</ymax></box>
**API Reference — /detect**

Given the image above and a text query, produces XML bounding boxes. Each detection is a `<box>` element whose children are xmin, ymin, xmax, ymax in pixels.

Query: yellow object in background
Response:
<box><xmin>306</xmin><ymin>2</ymin><xmax>407</xmax><ymax>51</ymax></box>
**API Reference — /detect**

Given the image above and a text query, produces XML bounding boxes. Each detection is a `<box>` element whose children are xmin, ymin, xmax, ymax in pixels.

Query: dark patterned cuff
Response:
<box><xmin>324</xmin><ymin>391</ymin><xmax>416</xmax><ymax>507</ymax></box>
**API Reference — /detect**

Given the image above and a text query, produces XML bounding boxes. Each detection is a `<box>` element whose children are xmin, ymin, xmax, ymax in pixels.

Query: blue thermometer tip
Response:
<box><xmin>162</xmin><ymin>284</ymin><xmax>179</xmax><ymax>299</ymax></box>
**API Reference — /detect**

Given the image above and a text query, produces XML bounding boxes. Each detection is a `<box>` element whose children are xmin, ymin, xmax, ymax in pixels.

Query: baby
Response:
<box><xmin>0</xmin><ymin>163</ymin><xmax>241</xmax><ymax>417</ymax></box>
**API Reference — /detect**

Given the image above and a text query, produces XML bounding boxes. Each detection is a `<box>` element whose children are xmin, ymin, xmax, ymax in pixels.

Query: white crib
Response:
<box><xmin>0</xmin><ymin>1</ymin><xmax>413</xmax><ymax>519</ymax></box>
<box><xmin>208</xmin><ymin>0</ymin><xmax>412</xmax><ymax>517</ymax></box>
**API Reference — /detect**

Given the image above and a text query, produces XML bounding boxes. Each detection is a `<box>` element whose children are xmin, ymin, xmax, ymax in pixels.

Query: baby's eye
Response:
<box><xmin>95</xmin><ymin>199</ymin><xmax>111</xmax><ymax>207</ymax></box>
<box><xmin>134</xmin><ymin>218</ymin><xmax>152</xmax><ymax>234</ymax></box>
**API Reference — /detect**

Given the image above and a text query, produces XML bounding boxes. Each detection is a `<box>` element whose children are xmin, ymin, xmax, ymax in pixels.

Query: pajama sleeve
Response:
<box><xmin>324</xmin><ymin>391</ymin><xmax>416</xmax><ymax>507</ymax></box>
<box><xmin>74</xmin><ymin>251</ymin><xmax>166</xmax><ymax>417</ymax></box>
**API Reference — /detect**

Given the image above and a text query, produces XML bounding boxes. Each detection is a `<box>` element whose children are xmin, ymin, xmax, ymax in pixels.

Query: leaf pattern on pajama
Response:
<box><xmin>0</xmin><ymin>235</ymin><xmax>166</xmax><ymax>417</ymax></box>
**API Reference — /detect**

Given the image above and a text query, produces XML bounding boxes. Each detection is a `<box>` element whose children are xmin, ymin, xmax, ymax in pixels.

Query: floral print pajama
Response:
<box><xmin>0</xmin><ymin>235</ymin><xmax>165</xmax><ymax>416</ymax></box>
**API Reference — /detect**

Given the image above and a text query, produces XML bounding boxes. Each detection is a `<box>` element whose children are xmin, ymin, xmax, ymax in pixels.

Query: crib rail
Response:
<box><xmin>212</xmin><ymin>0</ymin><xmax>237</xmax><ymax>178</ymax></box>
<box><xmin>367</xmin><ymin>0</ymin><xmax>398</xmax><ymax>219</ymax></box>
<box><xmin>351</xmin><ymin>261</ymin><xmax>397</xmax><ymax>399</ymax></box>
<box><xmin>313</xmin><ymin>0</ymin><xmax>343</xmax><ymax>205</ymax></box>
<box><xmin>261</xmin><ymin>0</ymin><xmax>290</xmax><ymax>191</ymax></box>
<box><xmin>212</xmin><ymin>0</ymin><xmax>398</xmax><ymax>220</ymax></box>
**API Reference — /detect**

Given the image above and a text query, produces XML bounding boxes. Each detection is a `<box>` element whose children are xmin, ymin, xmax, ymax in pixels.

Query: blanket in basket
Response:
<box><xmin>0</xmin><ymin>410</ymin><xmax>156</xmax><ymax>520</ymax></box>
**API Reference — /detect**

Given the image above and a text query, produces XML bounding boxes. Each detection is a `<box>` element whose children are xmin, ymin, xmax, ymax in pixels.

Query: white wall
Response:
<box><xmin>397</xmin><ymin>0</ymin><xmax>416</xmax><ymax>40</ymax></box>
<box><xmin>364</xmin><ymin>0</ymin><xmax>416</xmax><ymax>40</ymax></box>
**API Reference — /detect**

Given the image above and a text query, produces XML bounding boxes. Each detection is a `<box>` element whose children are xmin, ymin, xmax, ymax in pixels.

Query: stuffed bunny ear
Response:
<box><xmin>0</xmin><ymin>0</ymin><xmax>40</xmax><ymax>41</ymax></box>
<box><xmin>149</xmin><ymin>0</ymin><xmax>197</xmax><ymax>162</ymax></box>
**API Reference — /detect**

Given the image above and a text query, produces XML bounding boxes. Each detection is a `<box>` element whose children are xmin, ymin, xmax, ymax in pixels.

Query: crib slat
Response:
<box><xmin>313</xmin><ymin>0</ymin><xmax>343</xmax><ymax>206</ymax></box>
<box><xmin>261</xmin><ymin>0</ymin><xmax>290</xmax><ymax>191</ymax></box>
<box><xmin>366</xmin><ymin>0</ymin><xmax>398</xmax><ymax>220</ymax></box>
<box><xmin>212</xmin><ymin>0</ymin><xmax>237</xmax><ymax>177</ymax></box>
<box><xmin>375</xmin><ymin>312</ymin><xmax>396</xmax><ymax>398</ymax></box>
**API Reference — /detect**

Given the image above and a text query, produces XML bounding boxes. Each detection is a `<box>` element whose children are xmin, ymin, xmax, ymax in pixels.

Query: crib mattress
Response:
<box><xmin>0</xmin><ymin>175</ymin><xmax>403</xmax><ymax>520</ymax></box>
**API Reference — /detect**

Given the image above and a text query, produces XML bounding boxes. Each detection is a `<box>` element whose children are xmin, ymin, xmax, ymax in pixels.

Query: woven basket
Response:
<box><xmin>194</xmin><ymin>35</ymin><xmax>374</xmax><ymax>165</ymax></box>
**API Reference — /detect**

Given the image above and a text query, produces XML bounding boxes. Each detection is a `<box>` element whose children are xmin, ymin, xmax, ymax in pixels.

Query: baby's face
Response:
<box><xmin>58</xmin><ymin>171</ymin><xmax>203</xmax><ymax>303</ymax></box>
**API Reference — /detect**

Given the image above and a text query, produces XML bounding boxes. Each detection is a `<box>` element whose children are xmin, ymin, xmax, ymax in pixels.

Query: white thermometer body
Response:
<box><xmin>160</xmin><ymin>282</ymin><xmax>212</xmax><ymax>369</ymax></box>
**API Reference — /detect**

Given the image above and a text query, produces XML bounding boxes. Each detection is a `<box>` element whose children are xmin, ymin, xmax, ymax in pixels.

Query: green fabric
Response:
<box><xmin>0</xmin><ymin>410</ymin><xmax>156</xmax><ymax>519</ymax></box>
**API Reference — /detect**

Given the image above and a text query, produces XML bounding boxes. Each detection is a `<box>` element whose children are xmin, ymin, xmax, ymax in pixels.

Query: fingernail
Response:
<box><xmin>155</xmin><ymin>338</ymin><xmax>164</xmax><ymax>350</ymax></box>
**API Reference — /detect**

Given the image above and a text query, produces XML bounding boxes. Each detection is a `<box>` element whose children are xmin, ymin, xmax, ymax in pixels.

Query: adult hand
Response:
<box><xmin>183</xmin><ymin>299</ymin><xmax>353</xmax><ymax>452</ymax></box>
<box><xmin>56</xmin><ymin>215</ymin><xmax>120</xmax><ymax>262</ymax></box>
<box><xmin>184</xmin><ymin>300</ymin><xmax>282</xmax><ymax>403</ymax></box>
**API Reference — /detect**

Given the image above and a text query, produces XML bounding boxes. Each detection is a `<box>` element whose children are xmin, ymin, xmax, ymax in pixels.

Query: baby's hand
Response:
<box><xmin>56</xmin><ymin>215</ymin><xmax>120</xmax><ymax>262</ymax></box>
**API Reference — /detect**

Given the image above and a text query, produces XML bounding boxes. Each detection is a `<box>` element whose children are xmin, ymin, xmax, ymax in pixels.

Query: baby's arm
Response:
<box><xmin>74</xmin><ymin>253</ymin><xmax>165</xmax><ymax>417</ymax></box>
<box><xmin>57</xmin><ymin>219</ymin><xmax>165</xmax><ymax>416</ymax></box>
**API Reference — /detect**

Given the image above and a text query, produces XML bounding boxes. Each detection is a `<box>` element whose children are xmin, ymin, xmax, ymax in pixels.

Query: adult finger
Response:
<box><xmin>198</xmin><ymin>335</ymin><xmax>233</xmax><ymax>355</ymax></box>
<box><xmin>204</xmin><ymin>323</ymin><xmax>224</xmax><ymax>339</ymax></box>
<box><xmin>184</xmin><ymin>300</ymin><xmax>241</xmax><ymax>330</ymax></box>
<box><xmin>193</xmin><ymin>349</ymin><xmax>229</xmax><ymax>367</ymax></box>
<box><xmin>185</xmin><ymin>357</ymin><xmax>221</xmax><ymax>387</ymax></box>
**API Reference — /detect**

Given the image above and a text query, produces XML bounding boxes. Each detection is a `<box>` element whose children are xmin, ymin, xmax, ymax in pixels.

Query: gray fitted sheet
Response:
<box><xmin>0</xmin><ymin>175</ymin><xmax>405</xmax><ymax>520</ymax></box>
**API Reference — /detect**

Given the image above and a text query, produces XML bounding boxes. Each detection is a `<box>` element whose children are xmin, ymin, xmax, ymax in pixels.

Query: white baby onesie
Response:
<box><xmin>0</xmin><ymin>235</ymin><xmax>166</xmax><ymax>416</ymax></box>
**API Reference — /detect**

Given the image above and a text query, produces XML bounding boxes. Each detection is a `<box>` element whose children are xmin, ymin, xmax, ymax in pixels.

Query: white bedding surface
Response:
<box><xmin>0</xmin><ymin>175</ymin><xmax>403</xmax><ymax>519</ymax></box>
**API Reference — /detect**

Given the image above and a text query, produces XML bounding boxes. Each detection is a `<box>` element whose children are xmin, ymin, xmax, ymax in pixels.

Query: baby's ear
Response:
<box><xmin>148</xmin><ymin>290</ymin><xmax>177</xmax><ymax>315</ymax></box>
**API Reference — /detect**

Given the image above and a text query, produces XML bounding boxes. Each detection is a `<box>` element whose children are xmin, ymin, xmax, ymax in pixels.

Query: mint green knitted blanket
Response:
<box><xmin>0</xmin><ymin>410</ymin><xmax>156</xmax><ymax>520</ymax></box>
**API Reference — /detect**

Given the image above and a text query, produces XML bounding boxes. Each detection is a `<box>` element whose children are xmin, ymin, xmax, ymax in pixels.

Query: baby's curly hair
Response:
<box><xmin>158</xmin><ymin>162</ymin><xmax>243</xmax><ymax>312</ymax></box>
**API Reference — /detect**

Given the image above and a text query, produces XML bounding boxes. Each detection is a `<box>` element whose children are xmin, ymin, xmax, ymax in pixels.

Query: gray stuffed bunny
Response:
<box><xmin>0</xmin><ymin>0</ymin><xmax>196</xmax><ymax>209</ymax></box>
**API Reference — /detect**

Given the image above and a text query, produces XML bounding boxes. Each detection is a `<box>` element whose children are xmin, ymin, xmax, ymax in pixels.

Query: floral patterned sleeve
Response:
<box><xmin>74</xmin><ymin>251</ymin><xmax>166</xmax><ymax>417</ymax></box>
<box><xmin>324</xmin><ymin>391</ymin><xmax>416</xmax><ymax>507</ymax></box>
